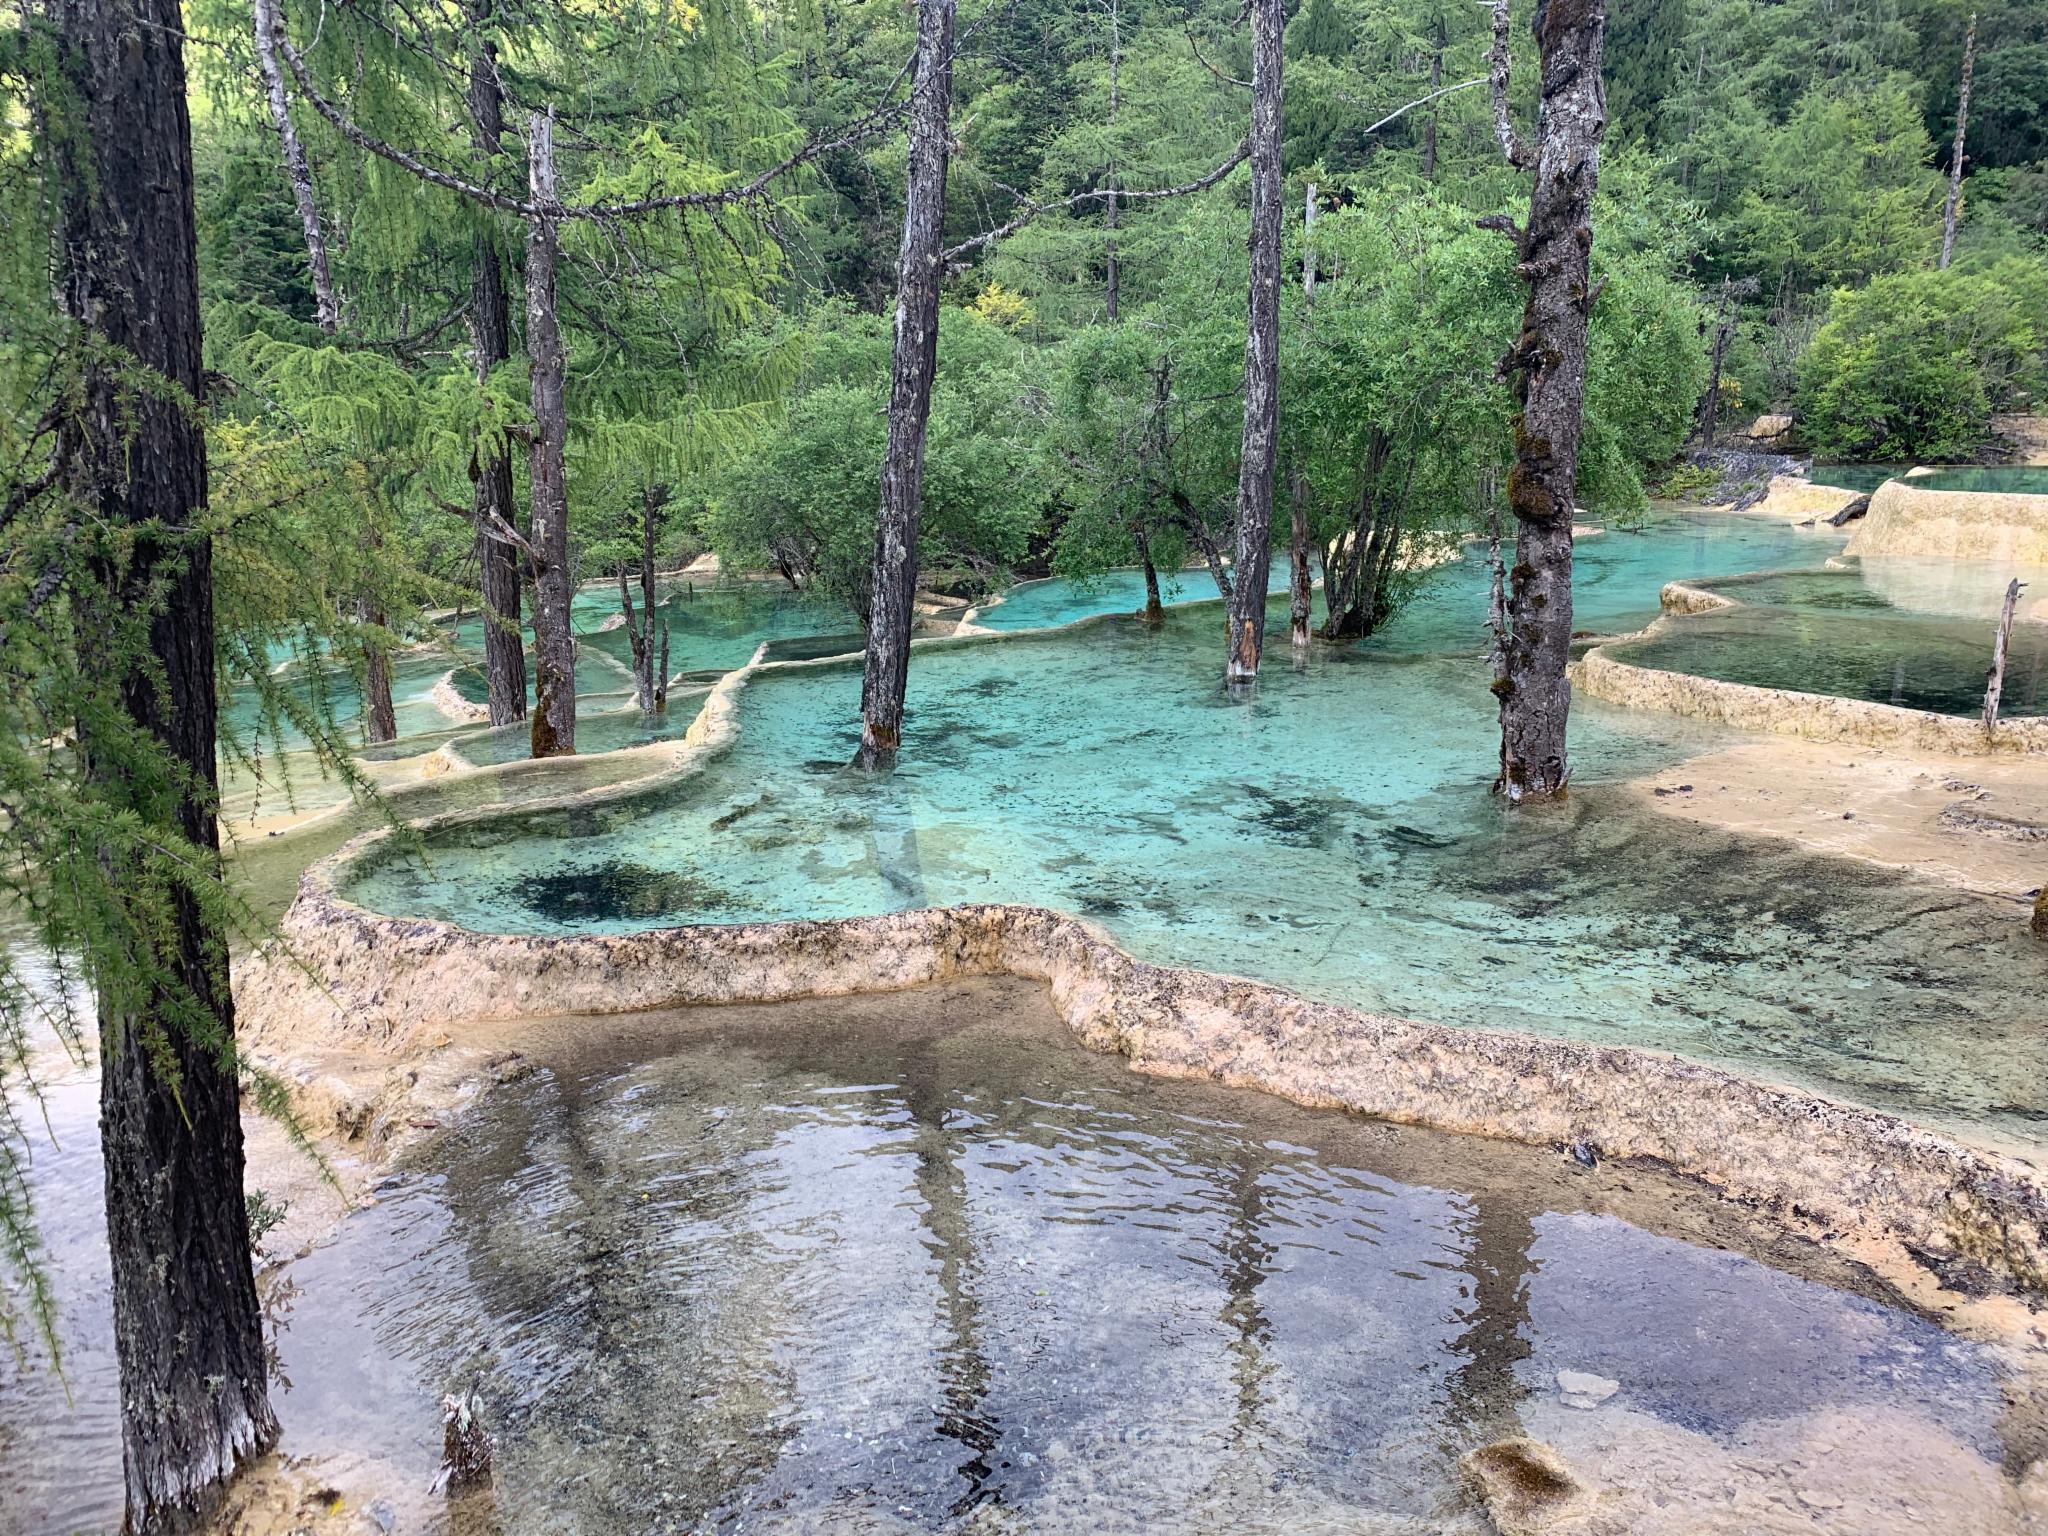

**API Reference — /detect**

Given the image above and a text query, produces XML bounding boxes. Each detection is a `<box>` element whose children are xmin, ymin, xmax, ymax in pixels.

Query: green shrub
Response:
<box><xmin>1795</xmin><ymin>259</ymin><xmax>2048</xmax><ymax>460</ymax></box>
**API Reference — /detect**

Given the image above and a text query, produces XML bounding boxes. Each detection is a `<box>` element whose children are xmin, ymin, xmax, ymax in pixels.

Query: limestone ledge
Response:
<box><xmin>1657</xmin><ymin>580</ymin><xmax>1737</xmax><ymax>615</ymax></box>
<box><xmin>242</xmin><ymin>868</ymin><xmax>2048</xmax><ymax>1310</ymax></box>
<box><xmin>1576</xmin><ymin>646</ymin><xmax>2048</xmax><ymax>756</ymax></box>
<box><xmin>429</xmin><ymin>670</ymin><xmax>491</xmax><ymax>726</ymax></box>
<box><xmin>1848</xmin><ymin>479</ymin><xmax>2048</xmax><ymax>565</ymax></box>
<box><xmin>1739</xmin><ymin>474</ymin><xmax>1864</xmax><ymax>523</ymax></box>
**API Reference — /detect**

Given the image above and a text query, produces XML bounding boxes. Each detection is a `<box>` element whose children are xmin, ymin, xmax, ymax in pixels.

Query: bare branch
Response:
<box><xmin>942</xmin><ymin>139</ymin><xmax>1249</xmax><ymax>261</ymax></box>
<box><xmin>1482</xmin><ymin>0</ymin><xmax>1532</xmax><ymax>170</ymax></box>
<box><xmin>1185</xmin><ymin>27</ymin><xmax>1251</xmax><ymax>89</ymax></box>
<box><xmin>1354</xmin><ymin>75</ymin><xmax>1486</xmax><ymax>136</ymax></box>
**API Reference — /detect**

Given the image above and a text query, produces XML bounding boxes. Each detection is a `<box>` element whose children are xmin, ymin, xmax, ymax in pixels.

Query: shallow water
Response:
<box><xmin>345</xmin><ymin>514</ymin><xmax>2048</xmax><ymax>1145</ymax></box>
<box><xmin>6</xmin><ymin>984</ymin><xmax>2030</xmax><ymax>1536</ymax></box>
<box><xmin>1616</xmin><ymin>564</ymin><xmax>2048</xmax><ymax>717</ymax></box>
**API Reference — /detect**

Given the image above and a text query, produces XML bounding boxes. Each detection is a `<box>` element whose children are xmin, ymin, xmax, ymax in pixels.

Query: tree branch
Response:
<box><xmin>1352</xmin><ymin>75</ymin><xmax>1486</xmax><ymax>136</ymax></box>
<box><xmin>942</xmin><ymin>139</ymin><xmax>1249</xmax><ymax>260</ymax></box>
<box><xmin>1185</xmin><ymin>27</ymin><xmax>1251</xmax><ymax>89</ymax></box>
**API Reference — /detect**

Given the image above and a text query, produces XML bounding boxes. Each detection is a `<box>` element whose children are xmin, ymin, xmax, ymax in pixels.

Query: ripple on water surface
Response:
<box><xmin>6</xmin><ymin>986</ymin><xmax>2039</xmax><ymax>1534</ymax></box>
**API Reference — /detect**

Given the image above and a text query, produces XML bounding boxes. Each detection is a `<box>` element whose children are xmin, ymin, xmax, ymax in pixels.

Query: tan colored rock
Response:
<box><xmin>1741</xmin><ymin>474</ymin><xmax>1864</xmax><ymax>523</ymax></box>
<box><xmin>1848</xmin><ymin>479</ymin><xmax>2048</xmax><ymax>565</ymax></box>
<box><xmin>1461</xmin><ymin>1438</ymin><xmax>1592</xmax><ymax>1535</ymax></box>
<box><xmin>1994</xmin><ymin>413</ymin><xmax>2048</xmax><ymax>467</ymax></box>
<box><xmin>1745</xmin><ymin>413</ymin><xmax>1795</xmax><ymax>443</ymax></box>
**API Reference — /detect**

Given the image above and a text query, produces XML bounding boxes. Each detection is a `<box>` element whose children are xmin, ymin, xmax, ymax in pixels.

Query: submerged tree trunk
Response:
<box><xmin>251</xmin><ymin>0</ymin><xmax>339</xmax><ymax>332</ymax></box>
<box><xmin>619</xmin><ymin>484</ymin><xmax>672</xmax><ymax>714</ymax></box>
<box><xmin>525</xmin><ymin>108</ymin><xmax>576</xmax><ymax>758</ymax></box>
<box><xmin>1224</xmin><ymin>0</ymin><xmax>1283</xmax><ymax>685</ymax></box>
<box><xmin>1486</xmin><ymin>0</ymin><xmax>1607</xmax><ymax>804</ymax></box>
<box><xmin>1939</xmin><ymin>11</ymin><xmax>1976</xmax><ymax>270</ymax></box>
<box><xmin>1288</xmin><ymin>470</ymin><xmax>1313</xmax><ymax>651</ymax></box>
<box><xmin>1134</xmin><ymin>527</ymin><xmax>1165</xmax><ymax>624</ymax></box>
<box><xmin>467</xmin><ymin>14</ymin><xmax>528</xmax><ymax>727</ymax></box>
<box><xmin>52</xmin><ymin>0</ymin><xmax>277</xmax><ymax>1526</ymax></box>
<box><xmin>856</xmin><ymin>0</ymin><xmax>956</xmax><ymax>767</ymax></box>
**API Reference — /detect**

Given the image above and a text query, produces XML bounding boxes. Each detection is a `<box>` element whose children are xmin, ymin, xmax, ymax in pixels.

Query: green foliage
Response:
<box><xmin>705</xmin><ymin>307</ymin><xmax>1043</xmax><ymax>615</ymax></box>
<box><xmin>1795</xmin><ymin>260</ymin><xmax>2048</xmax><ymax>460</ymax></box>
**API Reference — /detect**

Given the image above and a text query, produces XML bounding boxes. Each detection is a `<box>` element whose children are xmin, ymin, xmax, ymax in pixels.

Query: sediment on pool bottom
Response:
<box><xmin>237</xmin><ymin>889</ymin><xmax>2048</xmax><ymax>1315</ymax></box>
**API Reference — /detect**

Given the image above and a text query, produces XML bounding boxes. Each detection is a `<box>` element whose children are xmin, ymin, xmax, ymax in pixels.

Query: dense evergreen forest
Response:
<box><xmin>3</xmin><ymin>0</ymin><xmax>2048</xmax><ymax>1526</ymax></box>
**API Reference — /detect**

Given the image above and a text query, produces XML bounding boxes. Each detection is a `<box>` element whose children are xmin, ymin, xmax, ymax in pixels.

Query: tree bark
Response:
<box><xmin>251</xmin><ymin>0</ymin><xmax>339</xmax><ymax>332</ymax></box>
<box><xmin>1983</xmin><ymin>576</ymin><xmax>2022</xmax><ymax>731</ymax></box>
<box><xmin>1290</xmin><ymin>184</ymin><xmax>1316</xmax><ymax>652</ymax></box>
<box><xmin>1939</xmin><ymin>11</ymin><xmax>1976</xmax><ymax>270</ymax></box>
<box><xmin>467</xmin><ymin>14</ymin><xmax>528</xmax><ymax>727</ymax></box>
<box><xmin>1103</xmin><ymin>0</ymin><xmax>1121</xmax><ymax>324</ymax></box>
<box><xmin>1693</xmin><ymin>275</ymin><xmax>1756</xmax><ymax>448</ymax></box>
<box><xmin>357</xmin><ymin>588</ymin><xmax>397</xmax><ymax>744</ymax></box>
<box><xmin>856</xmin><ymin>0</ymin><xmax>956</xmax><ymax>767</ymax></box>
<box><xmin>51</xmin><ymin>0</ymin><xmax>277</xmax><ymax>1526</ymax></box>
<box><xmin>1224</xmin><ymin>0</ymin><xmax>1283</xmax><ymax>685</ymax></box>
<box><xmin>619</xmin><ymin>484</ymin><xmax>671</xmax><ymax>713</ymax></box>
<box><xmin>1134</xmin><ymin>526</ymin><xmax>1165</xmax><ymax>624</ymax></box>
<box><xmin>1487</xmin><ymin>0</ymin><xmax>1606</xmax><ymax>805</ymax></box>
<box><xmin>525</xmin><ymin>107</ymin><xmax>577</xmax><ymax>758</ymax></box>
<box><xmin>1421</xmin><ymin>17</ymin><xmax>1444</xmax><ymax>180</ymax></box>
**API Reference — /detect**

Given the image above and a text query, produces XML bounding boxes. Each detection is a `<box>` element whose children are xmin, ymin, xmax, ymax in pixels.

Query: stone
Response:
<box><xmin>1461</xmin><ymin>1437</ymin><xmax>1593</xmax><ymax>1534</ymax></box>
<box><xmin>1556</xmin><ymin>1369</ymin><xmax>1619</xmax><ymax>1408</ymax></box>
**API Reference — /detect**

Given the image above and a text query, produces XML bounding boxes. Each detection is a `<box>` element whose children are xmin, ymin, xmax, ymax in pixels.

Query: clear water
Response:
<box><xmin>6</xmin><ymin>986</ymin><xmax>2024</xmax><ymax>1535</ymax></box>
<box><xmin>1617</xmin><ymin>565</ymin><xmax>2048</xmax><ymax>717</ymax></box>
<box><xmin>343</xmin><ymin>514</ymin><xmax>2048</xmax><ymax>1146</ymax></box>
<box><xmin>1810</xmin><ymin>464</ymin><xmax>2048</xmax><ymax>496</ymax></box>
<box><xmin>974</xmin><ymin>563</ymin><xmax>1287</xmax><ymax>631</ymax></box>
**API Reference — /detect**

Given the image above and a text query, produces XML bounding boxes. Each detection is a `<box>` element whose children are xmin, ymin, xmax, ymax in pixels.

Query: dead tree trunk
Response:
<box><xmin>1694</xmin><ymin>275</ymin><xmax>1757</xmax><ymax>448</ymax></box>
<box><xmin>619</xmin><ymin>483</ymin><xmax>672</xmax><ymax>714</ymax></box>
<box><xmin>1224</xmin><ymin>0</ymin><xmax>1283</xmax><ymax>685</ymax></box>
<box><xmin>1289</xmin><ymin>185</ymin><xmax>1316</xmax><ymax>651</ymax></box>
<box><xmin>52</xmin><ymin>0</ymin><xmax>278</xmax><ymax>1526</ymax></box>
<box><xmin>357</xmin><ymin>585</ymin><xmax>397</xmax><ymax>743</ymax></box>
<box><xmin>856</xmin><ymin>0</ymin><xmax>956</xmax><ymax>767</ymax></box>
<box><xmin>467</xmin><ymin>12</ymin><xmax>528</xmax><ymax>727</ymax></box>
<box><xmin>1103</xmin><ymin>0</ymin><xmax>1121</xmax><ymax>324</ymax></box>
<box><xmin>251</xmin><ymin>0</ymin><xmax>339</xmax><ymax>332</ymax></box>
<box><xmin>1939</xmin><ymin>11</ymin><xmax>1977</xmax><ymax>270</ymax></box>
<box><xmin>1485</xmin><ymin>0</ymin><xmax>1606</xmax><ymax>804</ymax></box>
<box><xmin>1422</xmin><ymin>17</ymin><xmax>1444</xmax><ymax>180</ymax></box>
<box><xmin>1983</xmin><ymin>577</ymin><xmax>2023</xmax><ymax>731</ymax></box>
<box><xmin>525</xmin><ymin>107</ymin><xmax>577</xmax><ymax>758</ymax></box>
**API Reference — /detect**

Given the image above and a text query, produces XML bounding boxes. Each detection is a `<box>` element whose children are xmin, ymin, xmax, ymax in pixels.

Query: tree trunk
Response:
<box><xmin>1103</xmin><ymin>0</ymin><xmax>1121</xmax><ymax>324</ymax></box>
<box><xmin>1421</xmin><ymin>18</ymin><xmax>1444</xmax><ymax>180</ymax></box>
<box><xmin>52</xmin><ymin>0</ymin><xmax>277</xmax><ymax>1526</ymax></box>
<box><xmin>251</xmin><ymin>0</ymin><xmax>339</xmax><ymax>332</ymax></box>
<box><xmin>856</xmin><ymin>0</ymin><xmax>956</xmax><ymax>768</ymax></box>
<box><xmin>1488</xmin><ymin>0</ymin><xmax>1606</xmax><ymax>805</ymax></box>
<box><xmin>1290</xmin><ymin>185</ymin><xmax>1316</xmax><ymax>652</ymax></box>
<box><xmin>1134</xmin><ymin>526</ymin><xmax>1165</xmax><ymax>624</ymax></box>
<box><xmin>1288</xmin><ymin>469</ymin><xmax>1313</xmax><ymax>651</ymax></box>
<box><xmin>1939</xmin><ymin>11</ymin><xmax>1976</xmax><ymax>270</ymax></box>
<box><xmin>467</xmin><ymin>16</ymin><xmax>527</xmax><ymax>727</ymax></box>
<box><xmin>1224</xmin><ymin>0</ymin><xmax>1283</xmax><ymax>686</ymax></box>
<box><xmin>357</xmin><ymin>589</ymin><xmax>397</xmax><ymax>744</ymax></box>
<box><xmin>525</xmin><ymin>107</ymin><xmax>576</xmax><ymax>758</ymax></box>
<box><xmin>1983</xmin><ymin>576</ymin><xmax>2022</xmax><ymax>731</ymax></box>
<box><xmin>620</xmin><ymin>484</ymin><xmax>671</xmax><ymax>713</ymax></box>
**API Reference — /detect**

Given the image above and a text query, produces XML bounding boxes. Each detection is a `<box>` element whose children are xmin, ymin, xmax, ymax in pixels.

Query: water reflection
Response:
<box><xmin>236</xmin><ymin>985</ymin><xmax>2023</xmax><ymax>1534</ymax></box>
